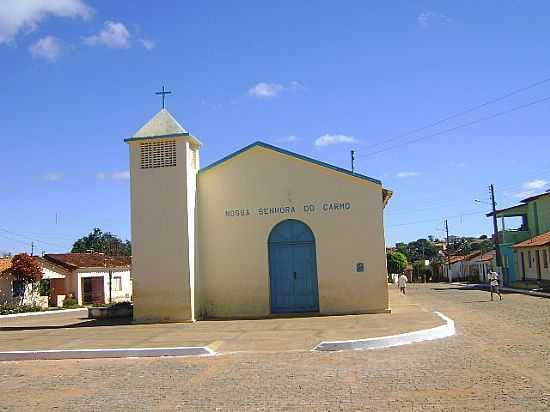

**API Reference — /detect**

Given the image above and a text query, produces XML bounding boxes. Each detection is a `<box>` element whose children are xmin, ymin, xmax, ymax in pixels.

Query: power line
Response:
<box><xmin>358</xmin><ymin>94</ymin><xmax>550</xmax><ymax>159</ymax></box>
<box><xmin>0</xmin><ymin>232</ymin><xmax>33</xmax><ymax>247</ymax></box>
<box><xmin>387</xmin><ymin>211</ymin><xmax>486</xmax><ymax>228</ymax></box>
<box><xmin>0</xmin><ymin>228</ymin><xmax>65</xmax><ymax>248</ymax></box>
<box><xmin>362</xmin><ymin>75</ymin><xmax>550</xmax><ymax>152</ymax></box>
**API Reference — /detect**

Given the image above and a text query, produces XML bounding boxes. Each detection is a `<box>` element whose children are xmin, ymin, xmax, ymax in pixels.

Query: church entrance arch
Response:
<box><xmin>268</xmin><ymin>219</ymin><xmax>319</xmax><ymax>313</ymax></box>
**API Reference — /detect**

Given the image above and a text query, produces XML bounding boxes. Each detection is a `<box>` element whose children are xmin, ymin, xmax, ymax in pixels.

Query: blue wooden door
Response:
<box><xmin>269</xmin><ymin>219</ymin><xmax>319</xmax><ymax>313</ymax></box>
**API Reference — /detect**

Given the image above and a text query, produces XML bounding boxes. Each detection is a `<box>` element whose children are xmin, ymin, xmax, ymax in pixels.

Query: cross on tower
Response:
<box><xmin>155</xmin><ymin>86</ymin><xmax>172</xmax><ymax>109</ymax></box>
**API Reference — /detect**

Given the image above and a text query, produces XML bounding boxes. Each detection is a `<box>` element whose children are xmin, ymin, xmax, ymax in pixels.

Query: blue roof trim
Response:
<box><xmin>199</xmin><ymin>141</ymin><xmax>382</xmax><ymax>185</ymax></box>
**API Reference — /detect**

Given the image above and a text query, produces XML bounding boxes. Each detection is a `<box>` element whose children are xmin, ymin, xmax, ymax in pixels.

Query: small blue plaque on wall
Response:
<box><xmin>356</xmin><ymin>262</ymin><xmax>364</xmax><ymax>272</ymax></box>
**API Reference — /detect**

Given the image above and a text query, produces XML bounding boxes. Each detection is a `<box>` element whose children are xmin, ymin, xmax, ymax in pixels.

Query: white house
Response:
<box><xmin>468</xmin><ymin>251</ymin><xmax>496</xmax><ymax>283</ymax></box>
<box><xmin>0</xmin><ymin>257</ymin><xmax>49</xmax><ymax>308</ymax></box>
<box><xmin>0</xmin><ymin>254</ymin><xmax>132</xmax><ymax>308</ymax></box>
<box><xmin>39</xmin><ymin>253</ymin><xmax>133</xmax><ymax>306</ymax></box>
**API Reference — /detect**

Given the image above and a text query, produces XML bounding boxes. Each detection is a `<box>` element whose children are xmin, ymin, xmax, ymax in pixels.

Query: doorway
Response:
<box><xmin>268</xmin><ymin>219</ymin><xmax>319</xmax><ymax>313</ymax></box>
<box><xmin>82</xmin><ymin>277</ymin><xmax>105</xmax><ymax>305</ymax></box>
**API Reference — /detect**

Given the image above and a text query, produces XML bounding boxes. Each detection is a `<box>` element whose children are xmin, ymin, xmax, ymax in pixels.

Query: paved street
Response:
<box><xmin>2</xmin><ymin>284</ymin><xmax>550</xmax><ymax>411</ymax></box>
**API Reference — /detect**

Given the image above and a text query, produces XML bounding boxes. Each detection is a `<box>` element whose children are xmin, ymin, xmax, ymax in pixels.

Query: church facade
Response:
<box><xmin>126</xmin><ymin>109</ymin><xmax>392</xmax><ymax>322</ymax></box>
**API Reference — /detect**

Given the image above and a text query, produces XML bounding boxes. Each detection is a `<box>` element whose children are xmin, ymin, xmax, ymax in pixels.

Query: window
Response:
<box><xmin>528</xmin><ymin>251</ymin><xmax>532</xmax><ymax>268</ymax></box>
<box><xmin>544</xmin><ymin>250</ymin><xmax>549</xmax><ymax>269</ymax></box>
<box><xmin>140</xmin><ymin>140</ymin><xmax>176</xmax><ymax>169</ymax></box>
<box><xmin>112</xmin><ymin>276</ymin><xmax>122</xmax><ymax>292</ymax></box>
<box><xmin>12</xmin><ymin>280</ymin><xmax>25</xmax><ymax>297</ymax></box>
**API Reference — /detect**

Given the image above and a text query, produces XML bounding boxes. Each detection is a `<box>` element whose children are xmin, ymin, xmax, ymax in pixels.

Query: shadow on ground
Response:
<box><xmin>0</xmin><ymin>317</ymin><xmax>133</xmax><ymax>332</ymax></box>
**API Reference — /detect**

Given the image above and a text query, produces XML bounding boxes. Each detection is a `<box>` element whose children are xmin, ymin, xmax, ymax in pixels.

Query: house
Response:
<box><xmin>443</xmin><ymin>250</ymin><xmax>495</xmax><ymax>282</ymax></box>
<box><xmin>39</xmin><ymin>253</ymin><xmax>132</xmax><ymax>306</ymax></box>
<box><xmin>512</xmin><ymin>232</ymin><xmax>550</xmax><ymax>282</ymax></box>
<box><xmin>445</xmin><ymin>255</ymin><xmax>466</xmax><ymax>282</ymax></box>
<box><xmin>0</xmin><ymin>257</ymin><xmax>49</xmax><ymax>308</ymax></box>
<box><xmin>488</xmin><ymin>190</ymin><xmax>550</xmax><ymax>284</ymax></box>
<box><xmin>467</xmin><ymin>250</ymin><xmax>496</xmax><ymax>283</ymax></box>
<box><xmin>0</xmin><ymin>254</ymin><xmax>132</xmax><ymax>308</ymax></box>
<box><xmin>126</xmin><ymin>108</ymin><xmax>392</xmax><ymax>322</ymax></box>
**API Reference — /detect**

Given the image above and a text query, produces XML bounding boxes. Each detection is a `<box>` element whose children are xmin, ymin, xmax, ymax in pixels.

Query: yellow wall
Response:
<box><xmin>197</xmin><ymin>145</ymin><xmax>389</xmax><ymax>318</ymax></box>
<box><xmin>129</xmin><ymin>137</ymin><xmax>197</xmax><ymax>322</ymax></box>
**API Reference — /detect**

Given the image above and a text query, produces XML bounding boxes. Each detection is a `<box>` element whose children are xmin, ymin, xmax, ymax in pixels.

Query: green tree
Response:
<box><xmin>71</xmin><ymin>228</ymin><xmax>131</xmax><ymax>256</ymax></box>
<box><xmin>387</xmin><ymin>251</ymin><xmax>408</xmax><ymax>275</ymax></box>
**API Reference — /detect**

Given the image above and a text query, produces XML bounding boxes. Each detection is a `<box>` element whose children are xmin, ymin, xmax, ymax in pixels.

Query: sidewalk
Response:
<box><xmin>451</xmin><ymin>282</ymin><xmax>550</xmax><ymax>298</ymax></box>
<box><xmin>0</xmin><ymin>288</ymin><xmax>443</xmax><ymax>354</ymax></box>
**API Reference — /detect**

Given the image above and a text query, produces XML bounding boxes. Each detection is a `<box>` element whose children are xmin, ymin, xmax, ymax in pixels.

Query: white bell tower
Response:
<box><xmin>125</xmin><ymin>108</ymin><xmax>200</xmax><ymax>322</ymax></box>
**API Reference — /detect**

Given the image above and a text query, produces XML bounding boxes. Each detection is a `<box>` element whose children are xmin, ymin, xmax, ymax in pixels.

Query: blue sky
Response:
<box><xmin>1</xmin><ymin>1</ymin><xmax>550</xmax><ymax>254</ymax></box>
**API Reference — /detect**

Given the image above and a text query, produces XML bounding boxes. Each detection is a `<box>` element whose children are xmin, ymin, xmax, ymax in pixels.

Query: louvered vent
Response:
<box><xmin>140</xmin><ymin>140</ymin><xmax>176</xmax><ymax>169</ymax></box>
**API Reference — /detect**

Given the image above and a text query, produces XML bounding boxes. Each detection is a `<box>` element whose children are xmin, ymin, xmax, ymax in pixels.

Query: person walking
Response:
<box><xmin>398</xmin><ymin>273</ymin><xmax>408</xmax><ymax>295</ymax></box>
<box><xmin>488</xmin><ymin>269</ymin><xmax>502</xmax><ymax>301</ymax></box>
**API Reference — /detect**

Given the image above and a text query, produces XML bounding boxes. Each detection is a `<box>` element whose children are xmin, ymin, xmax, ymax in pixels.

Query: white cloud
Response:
<box><xmin>97</xmin><ymin>171</ymin><xmax>129</xmax><ymax>180</ymax></box>
<box><xmin>513</xmin><ymin>179</ymin><xmax>549</xmax><ymax>198</ymax></box>
<box><xmin>289</xmin><ymin>80</ymin><xmax>305</xmax><ymax>91</ymax></box>
<box><xmin>45</xmin><ymin>172</ymin><xmax>63</xmax><ymax>182</ymax></box>
<box><xmin>523</xmin><ymin>179</ymin><xmax>548</xmax><ymax>190</ymax></box>
<box><xmin>83</xmin><ymin>21</ymin><xmax>130</xmax><ymax>48</ymax></box>
<box><xmin>29</xmin><ymin>35</ymin><xmax>62</xmax><ymax>61</ymax></box>
<box><xmin>396</xmin><ymin>171</ymin><xmax>422</xmax><ymax>178</ymax></box>
<box><xmin>140</xmin><ymin>38</ymin><xmax>155</xmax><ymax>50</ymax></box>
<box><xmin>277</xmin><ymin>135</ymin><xmax>298</xmax><ymax>143</ymax></box>
<box><xmin>248</xmin><ymin>82</ymin><xmax>284</xmax><ymax>98</ymax></box>
<box><xmin>0</xmin><ymin>0</ymin><xmax>92</xmax><ymax>45</ymax></box>
<box><xmin>112</xmin><ymin>171</ymin><xmax>130</xmax><ymax>180</ymax></box>
<box><xmin>247</xmin><ymin>81</ymin><xmax>305</xmax><ymax>99</ymax></box>
<box><xmin>314</xmin><ymin>134</ymin><xmax>356</xmax><ymax>147</ymax></box>
<box><xmin>418</xmin><ymin>11</ymin><xmax>451</xmax><ymax>28</ymax></box>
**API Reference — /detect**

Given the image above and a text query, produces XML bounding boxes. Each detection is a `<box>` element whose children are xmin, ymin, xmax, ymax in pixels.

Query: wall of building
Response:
<box><xmin>0</xmin><ymin>276</ymin><xmax>13</xmax><ymax>305</ymax></box>
<box><xmin>447</xmin><ymin>261</ymin><xmax>465</xmax><ymax>282</ymax></box>
<box><xmin>129</xmin><ymin>137</ymin><xmax>196</xmax><ymax>322</ymax></box>
<box><xmin>527</xmin><ymin>196</ymin><xmax>550</xmax><ymax>236</ymax></box>
<box><xmin>0</xmin><ymin>275</ymin><xmax>48</xmax><ymax>308</ymax></box>
<box><xmin>515</xmin><ymin>246</ymin><xmax>550</xmax><ymax>281</ymax></box>
<box><xmin>197</xmin><ymin>145</ymin><xmax>389</xmax><ymax>318</ymax></box>
<box><xmin>535</xmin><ymin>197</ymin><xmax>550</xmax><ymax>234</ymax></box>
<box><xmin>76</xmin><ymin>269</ymin><xmax>132</xmax><ymax>305</ymax></box>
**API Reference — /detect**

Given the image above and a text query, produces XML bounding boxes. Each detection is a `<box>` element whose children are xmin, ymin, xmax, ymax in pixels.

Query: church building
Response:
<box><xmin>125</xmin><ymin>108</ymin><xmax>392</xmax><ymax>322</ymax></box>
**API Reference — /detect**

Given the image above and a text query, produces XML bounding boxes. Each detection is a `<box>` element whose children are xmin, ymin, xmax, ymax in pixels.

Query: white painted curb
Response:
<box><xmin>0</xmin><ymin>308</ymin><xmax>87</xmax><ymax>320</ymax></box>
<box><xmin>313</xmin><ymin>311</ymin><xmax>455</xmax><ymax>352</ymax></box>
<box><xmin>0</xmin><ymin>346</ymin><xmax>217</xmax><ymax>362</ymax></box>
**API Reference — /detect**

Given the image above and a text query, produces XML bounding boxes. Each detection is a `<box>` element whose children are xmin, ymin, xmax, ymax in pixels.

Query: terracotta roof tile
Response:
<box><xmin>43</xmin><ymin>253</ymin><xmax>131</xmax><ymax>270</ymax></box>
<box><xmin>447</xmin><ymin>255</ymin><xmax>465</xmax><ymax>264</ymax></box>
<box><xmin>513</xmin><ymin>232</ymin><xmax>550</xmax><ymax>249</ymax></box>
<box><xmin>479</xmin><ymin>251</ymin><xmax>496</xmax><ymax>262</ymax></box>
<box><xmin>0</xmin><ymin>257</ymin><xmax>12</xmax><ymax>273</ymax></box>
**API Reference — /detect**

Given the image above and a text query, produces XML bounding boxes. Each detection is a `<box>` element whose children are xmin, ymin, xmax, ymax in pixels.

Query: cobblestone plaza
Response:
<box><xmin>2</xmin><ymin>284</ymin><xmax>550</xmax><ymax>411</ymax></box>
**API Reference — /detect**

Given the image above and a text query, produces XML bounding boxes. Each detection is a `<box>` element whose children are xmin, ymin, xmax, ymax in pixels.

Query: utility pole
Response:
<box><xmin>490</xmin><ymin>184</ymin><xmax>503</xmax><ymax>273</ymax></box>
<box><xmin>445</xmin><ymin>219</ymin><xmax>451</xmax><ymax>282</ymax></box>
<box><xmin>350</xmin><ymin>150</ymin><xmax>355</xmax><ymax>173</ymax></box>
<box><xmin>31</xmin><ymin>242</ymin><xmax>34</xmax><ymax>256</ymax></box>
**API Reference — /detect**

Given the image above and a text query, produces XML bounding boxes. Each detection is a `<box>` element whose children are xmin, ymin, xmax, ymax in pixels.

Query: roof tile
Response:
<box><xmin>44</xmin><ymin>253</ymin><xmax>131</xmax><ymax>270</ymax></box>
<box><xmin>513</xmin><ymin>231</ymin><xmax>550</xmax><ymax>248</ymax></box>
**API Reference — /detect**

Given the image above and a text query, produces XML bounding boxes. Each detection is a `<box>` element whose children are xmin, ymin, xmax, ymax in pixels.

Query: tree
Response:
<box><xmin>387</xmin><ymin>251</ymin><xmax>408</xmax><ymax>275</ymax></box>
<box><xmin>71</xmin><ymin>228</ymin><xmax>131</xmax><ymax>256</ymax></box>
<box><xmin>7</xmin><ymin>253</ymin><xmax>43</xmax><ymax>283</ymax></box>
